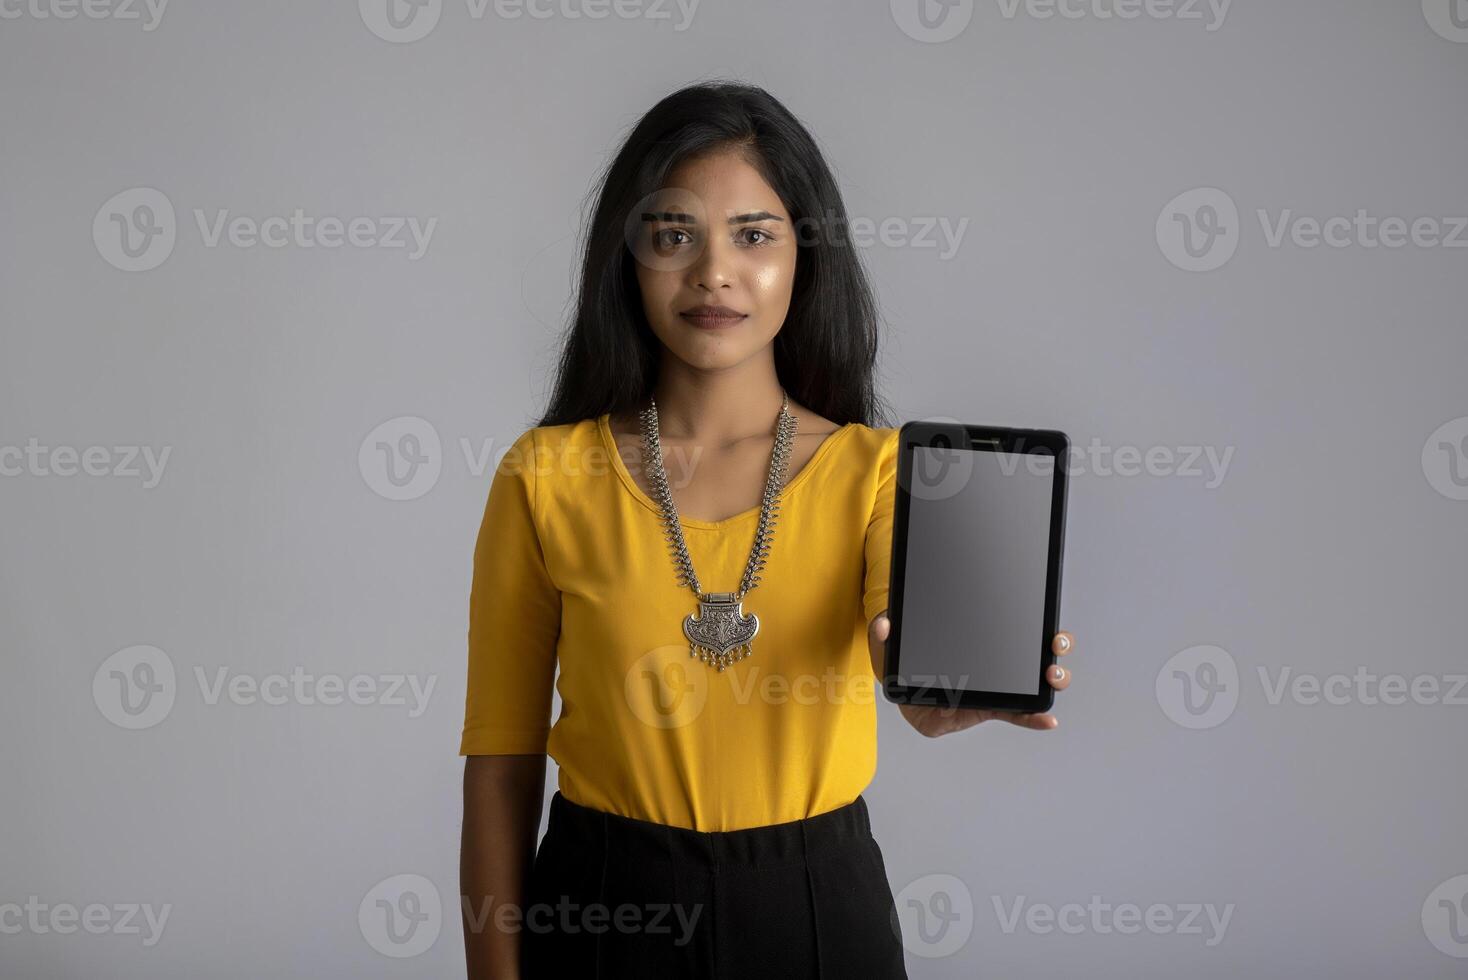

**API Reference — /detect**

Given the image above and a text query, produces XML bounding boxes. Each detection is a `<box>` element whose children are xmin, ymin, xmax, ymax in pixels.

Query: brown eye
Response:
<box><xmin>741</xmin><ymin>228</ymin><xmax>774</xmax><ymax>246</ymax></box>
<box><xmin>652</xmin><ymin>228</ymin><xmax>692</xmax><ymax>255</ymax></box>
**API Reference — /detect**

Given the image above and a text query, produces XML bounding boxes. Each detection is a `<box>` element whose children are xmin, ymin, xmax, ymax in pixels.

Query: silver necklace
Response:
<box><xmin>638</xmin><ymin>391</ymin><xmax>798</xmax><ymax>672</ymax></box>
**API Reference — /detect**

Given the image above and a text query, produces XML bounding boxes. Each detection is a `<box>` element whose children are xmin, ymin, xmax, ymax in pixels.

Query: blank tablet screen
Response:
<box><xmin>897</xmin><ymin>446</ymin><xmax>1055</xmax><ymax>696</ymax></box>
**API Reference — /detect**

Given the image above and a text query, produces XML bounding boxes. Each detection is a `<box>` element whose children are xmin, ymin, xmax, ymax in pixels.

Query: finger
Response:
<box><xmin>1052</xmin><ymin>631</ymin><xmax>1075</xmax><ymax>656</ymax></box>
<box><xmin>1046</xmin><ymin>663</ymin><xmax>1071</xmax><ymax>690</ymax></box>
<box><xmin>869</xmin><ymin>613</ymin><xmax>890</xmax><ymax>642</ymax></box>
<box><xmin>1008</xmin><ymin>711</ymin><xmax>1058</xmax><ymax>730</ymax></box>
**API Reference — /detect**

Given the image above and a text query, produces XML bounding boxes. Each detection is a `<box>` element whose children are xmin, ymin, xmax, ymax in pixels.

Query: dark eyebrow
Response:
<box><xmin>639</xmin><ymin>210</ymin><xmax>785</xmax><ymax>224</ymax></box>
<box><xmin>729</xmin><ymin>211</ymin><xmax>784</xmax><ymax>225</ymax></box>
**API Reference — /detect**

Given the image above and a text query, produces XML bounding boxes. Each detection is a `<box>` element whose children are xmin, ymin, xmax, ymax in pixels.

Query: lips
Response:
<box><xmin>679</xmin><ymin>305</ymin><xmax>747</xmax><ymax>328</ymax></box>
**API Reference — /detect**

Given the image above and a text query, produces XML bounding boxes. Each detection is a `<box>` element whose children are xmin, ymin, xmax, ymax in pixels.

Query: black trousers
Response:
<box><xmin>520</xmin><ymin>790</ymin><xmax>909</xmax><ymax>979</ymax></box>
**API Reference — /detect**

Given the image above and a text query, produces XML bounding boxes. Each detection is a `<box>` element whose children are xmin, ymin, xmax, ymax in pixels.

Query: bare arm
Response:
<box><xmin>461</xmin><ymin>753</ymin><xmax>546</xmax><ymax>980</ymax></box>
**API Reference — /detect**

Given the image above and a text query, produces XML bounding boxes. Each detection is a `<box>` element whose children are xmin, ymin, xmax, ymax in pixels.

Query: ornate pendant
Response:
<box><xmin>683</xmin><ymin>592</ymin><xmax>759</xmax><ymax>672</ymax></box>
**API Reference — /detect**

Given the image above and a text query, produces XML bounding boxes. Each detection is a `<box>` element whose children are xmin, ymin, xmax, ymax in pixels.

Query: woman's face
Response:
<box><xmin>631</xmin><ymin>149</ymin><xmax>797</xmax><ymax>372</ymax></box>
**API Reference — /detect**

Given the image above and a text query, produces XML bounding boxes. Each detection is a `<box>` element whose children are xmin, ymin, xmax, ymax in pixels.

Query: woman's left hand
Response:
<box><xmin>868</xmin><ymin>612</ymin><xmax>1075</xmax><ymax>737</ymax></box>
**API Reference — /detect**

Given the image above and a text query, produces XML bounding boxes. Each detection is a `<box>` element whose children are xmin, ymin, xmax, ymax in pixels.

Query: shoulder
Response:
<box><xmin>835</xmin><ymin>424</ymin><xmax>899</xmax><ymax>499</ymax></box>
<box><xmin>495</xmin><ymin>416</ymin><xmax>604</xmax><ymax>485</ymax></box>
<box><xmin>840</xmin><ymin>422</ymin><xmax>900</xmax><ymax>460</ymax></box>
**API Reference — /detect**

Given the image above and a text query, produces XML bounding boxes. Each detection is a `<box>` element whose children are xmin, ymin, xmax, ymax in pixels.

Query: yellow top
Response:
<box><xmin>459</xmin><ymin>412</ymin><xmax>899</xmax><ymax>832</ymax></box>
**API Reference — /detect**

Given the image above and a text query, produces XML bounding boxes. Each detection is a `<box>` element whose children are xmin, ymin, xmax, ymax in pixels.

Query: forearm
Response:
<box><xmin>461</xmin><ymin>753</ymin><xmax>546</xmax><ymax>979</ymax></box>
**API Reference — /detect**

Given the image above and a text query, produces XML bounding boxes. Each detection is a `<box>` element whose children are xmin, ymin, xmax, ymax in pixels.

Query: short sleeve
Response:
<box><xmin>862</xmin><ymin>429</ymin><xmax>900</xmax><ymax>625</ymax></box>
<box><xmin>459</xmin><ymin>427</ymin><xmax>561</xmax><ymax>756</ymax></box>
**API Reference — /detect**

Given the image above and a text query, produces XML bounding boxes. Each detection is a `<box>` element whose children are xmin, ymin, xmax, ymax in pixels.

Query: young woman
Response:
<box><xmin>459</xmin><ymin>80</ymin><xmax>1077</xmax><ymax>979</ymax></box>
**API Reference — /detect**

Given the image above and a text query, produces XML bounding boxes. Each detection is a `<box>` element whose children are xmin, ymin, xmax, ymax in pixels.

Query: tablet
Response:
<box><xmin>882</xmin><ymin>420</ymin><xmax>1069</xmax><ymax>713</ymax></box>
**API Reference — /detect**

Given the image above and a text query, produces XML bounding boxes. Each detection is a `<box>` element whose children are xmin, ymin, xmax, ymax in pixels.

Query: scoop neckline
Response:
<box><xmin>596</xmin><ymin>412</ymin><xmax>859</xmax><ymax>529</ymax></box>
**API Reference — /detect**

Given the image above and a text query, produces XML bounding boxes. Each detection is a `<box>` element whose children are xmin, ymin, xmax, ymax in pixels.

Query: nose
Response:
<box><xmin>686</xmin><ymin>231</ymin><xmax>735</xmax><ymax>291</ymax></box>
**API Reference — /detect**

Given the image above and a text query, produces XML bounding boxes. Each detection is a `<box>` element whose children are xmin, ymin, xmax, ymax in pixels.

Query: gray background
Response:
<box><xmin>3</xmin><ymin>0</ymin><xmax>1466</xmax><ymax>976</ymax></box>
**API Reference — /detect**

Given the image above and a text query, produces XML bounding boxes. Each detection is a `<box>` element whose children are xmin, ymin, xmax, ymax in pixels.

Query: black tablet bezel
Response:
<box><xmin>882</xmin><ymin>421</ymin><xmax>1069</xmax><ymax>713</ymax></box>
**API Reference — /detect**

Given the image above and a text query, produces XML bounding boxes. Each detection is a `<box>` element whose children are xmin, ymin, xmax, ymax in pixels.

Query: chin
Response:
<box><xmin>656</xmin><ymin>322</ymin><xmax>764</xmax><ymax>365</ymax></box>
<box><xmin>668</xmin><ymin>345</ymin><xmax>751</xmax><ymax>372</ymax></box>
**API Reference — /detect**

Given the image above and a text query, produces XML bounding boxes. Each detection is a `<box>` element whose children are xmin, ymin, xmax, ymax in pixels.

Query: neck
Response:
<box><xmin>649</xmin><ymin>354</ymin><xmax>789</xmax><ymax>443</ymax></box>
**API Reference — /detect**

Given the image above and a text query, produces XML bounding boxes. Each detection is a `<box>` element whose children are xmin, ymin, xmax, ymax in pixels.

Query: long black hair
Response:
<box><xmin>536</xmin><ymin>79</ymin><xmax>892</xmax><ymax>429</ymax></box>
